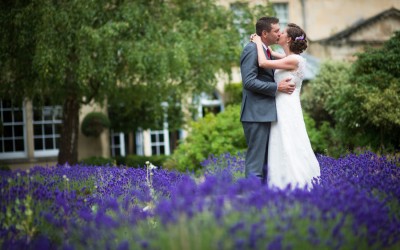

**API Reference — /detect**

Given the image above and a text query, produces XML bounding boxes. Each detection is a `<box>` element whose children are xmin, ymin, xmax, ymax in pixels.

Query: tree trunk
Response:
<box><xmin>58</xmin><ymin>96</ymin><xmax>80</xmax><ymax>165</ymax></box>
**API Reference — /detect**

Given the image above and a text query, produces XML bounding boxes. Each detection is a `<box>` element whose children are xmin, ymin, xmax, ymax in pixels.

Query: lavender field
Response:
<box><xmin>1</xmin><ymin>152</ymin><xmax>399</xmax><ymax>250</ymax></box>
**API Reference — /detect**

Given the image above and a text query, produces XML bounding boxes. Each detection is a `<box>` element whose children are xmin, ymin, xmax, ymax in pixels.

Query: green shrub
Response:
<box><xmin>224</xmin><ymin>82</ymin><xmax>242</xmax><ymax>106</ymax></box>
<box><xmin>123</xmin><ymin>155</ymin><xmax>169</xmax><ymax>168</ymax></box>
<box><xmin>303</xmin><ymin>112</ymin><xmax>332</xmax><ymax>154</ymax></box>
<box><xmin>0</xmin><ymin>163</ymin><xmax>11</xmax><ymax>171</ymax></box>
<box><xmin>81</xmin><ymin>112</ymin><xmax>110</xmax><ymax>137</ymax></box>
<box><xmin>164</xmin><ymin>104</ymin><xmax>246</xmax><ymax>173</ymax></box>
<box><xmin>79</xmin><ymin>155</ymin><xmax>169</xmax><ymax>168</ymax></box>
<box><xmin>79</xmin><ymin>156</ymin><xmax>115</xmax><ymax>166</ymax></box>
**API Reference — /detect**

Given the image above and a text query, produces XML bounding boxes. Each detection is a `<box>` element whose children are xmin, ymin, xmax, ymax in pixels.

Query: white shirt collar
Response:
<box><xmin>262</xmin><ymin>43</ymin><xmax>268</xmax><ymax>51</ymax></box>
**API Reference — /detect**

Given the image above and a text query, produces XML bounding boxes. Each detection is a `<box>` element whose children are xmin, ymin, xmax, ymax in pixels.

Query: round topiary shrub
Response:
<box><xmin>81</xmin><ymin>112</ymin><xmax>110</xmax><ymax>137</ymax></box>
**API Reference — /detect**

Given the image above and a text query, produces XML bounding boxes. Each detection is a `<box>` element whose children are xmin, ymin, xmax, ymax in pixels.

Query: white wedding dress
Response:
<box><xmin>267</xmin><ymin>54</ymin><xmax>320</xmax><ymax>189</ymax></box>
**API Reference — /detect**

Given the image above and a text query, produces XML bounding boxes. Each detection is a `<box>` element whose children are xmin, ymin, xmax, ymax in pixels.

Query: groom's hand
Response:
<box><xmin>278</xmin><ymin>78</ymin><xmax>295</xmax><ymax>94</ymax></box>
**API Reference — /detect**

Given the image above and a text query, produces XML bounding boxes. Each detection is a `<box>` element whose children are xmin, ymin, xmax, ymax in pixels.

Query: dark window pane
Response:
<box><xmin>0</xmin><ymin>142</ymin><xmax>3</xmax><ymax>152</ymax></box>
<box><xmin>33</xmin><ymin>110</ymin><xmax>42</xmax><ymax>121</ymax></box>
<box><xmin>34</xmin><ymin>125</ymin><xmax>43</xmax><ymax>135</ymax></box>
<box><xmin>44</xmin><ymin>124</ymin><xmax>53</xmax><ymax>135</ymax></box>
<box><xmin>14</xmin><ymin>110</ymin><xmax>23</xmax><ymax>122</ymax></box>
<box><xmin>4</xmin><ymin>140</ymin><xmax>13</xmax><ymax>151</ymax></box>
<box><xmin>54</xmin><ymin>109</ymin><xmax>62</xmax><ymax>120</ymax></box>
<box><xmin>55</xmin><ymin>138</ymin><xmax>59</xmax><ymax>149</ymax></box>
<box><xmin>45</xmin><ymin>138</ymin><xmax>53</xmax><ymax>149</ymax></box>
<box><xmin>43</xmin><ymin>109</ymin><xmax>52</xmax><ymax>121</ymax></box>
<box><xmin>160</xmin><ymin>146</ymin><xmax>165</xmax><ymax>155</ymax></box>
<box><xmin>3</xmin><ymin>111</ymin><xmax>12</xmax><ymax>122</ymax></box>
<box><xmin>4</xmin><ymin>126</ymin><xmax>13</xmax><ymax>137</ymax></box>
<box><xmin>14</xmin><ymin>125</ymin><xmax>23</xmax><ymax>137</ymax></box>
<box><xmin>55</xmin><ymin>124</ymin><xmax>61</xmax><ymax>135</ymax></box>
<box><xmin>114</xmin><ymin>136</ymin><xmax>120</xmax><ymax>144</ymax></box>
<box><xmin>34</xmin><ymin>138</ymin><xmax>43</xmax><ymax>150</ymax></box>
<box><xmin>151</xmin><ymin>134</ymin><xmax>156</xmax><ymax>142</ymax></box>
<box><xmin>115</xmin><ymin>148</ymin><xmax>121</xmax><ymax>156</ymax></box>
<box><xmin>2</xmin><ymin>100</ymin><xmax>12</xmax><ymax>108</ymax></box>
<box><xmin>15</xmin><ymin>139</ymin><xmax>24</xmax><ymax>151</ymax></box>
<box><xmin>159</xmin><ymin>133</ymin><xmax>164</xmax><ymax>142</ymax></box>
<box><xmin>151</xmin><ymin>146</ymin><xmax>157</xmax><ymax>155</ymax></box>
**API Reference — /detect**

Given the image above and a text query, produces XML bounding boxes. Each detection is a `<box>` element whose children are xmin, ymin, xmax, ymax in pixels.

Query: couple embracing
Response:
<box><xmin>240</xmin><ymin>16</ymin><xmax>320</xmax><ymax>189</ymax></box>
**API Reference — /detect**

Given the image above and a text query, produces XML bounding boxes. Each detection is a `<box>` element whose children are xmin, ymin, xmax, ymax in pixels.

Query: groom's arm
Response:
<box><xmin>240</xmin><ymin>43</ymin><xmax>277</xmax><ymax>97</ymax></box>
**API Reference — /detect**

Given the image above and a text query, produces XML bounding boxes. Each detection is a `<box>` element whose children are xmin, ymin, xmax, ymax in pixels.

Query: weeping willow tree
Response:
<box><xmin>0</xmin><ymin>0</ymin><xmax>272</xmax><ymax>164</ymax></box>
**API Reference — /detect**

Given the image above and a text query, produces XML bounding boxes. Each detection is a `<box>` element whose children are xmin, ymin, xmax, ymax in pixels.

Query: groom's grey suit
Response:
<box><xmin>240</xmin><ymin>42</ymin><xmax>277</xmax><ymax>180</ymax></box>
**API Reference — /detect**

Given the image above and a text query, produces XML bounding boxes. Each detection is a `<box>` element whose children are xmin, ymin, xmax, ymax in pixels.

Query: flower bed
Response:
<box><xmin>1</xmin><ymin>152</ymin><xmax>399</xmax><ymax>249</ymax></box>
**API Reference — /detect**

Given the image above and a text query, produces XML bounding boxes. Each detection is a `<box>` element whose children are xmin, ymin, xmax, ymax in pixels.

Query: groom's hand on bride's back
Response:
<box><xmin>278</xmin><ymin>78</ymin><xmax>295</xmax><ymax>94</ymax></box>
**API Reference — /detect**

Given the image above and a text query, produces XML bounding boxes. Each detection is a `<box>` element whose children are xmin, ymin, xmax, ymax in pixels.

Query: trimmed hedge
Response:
<box><xmin>118</xmin><ymin>155</ymin><xmax>169</xmax><ymax>168</ymax></box>
<box><xmin>79</xmin><ymin>156</ymin><xmax>115</xmax><ymax>166</ymax></box>
<box><xmin>80</xmin><ymin>155</ymin><xmax>169</xmax><ymax>168</ymax></box>
<box><xmin>0</xmin><ymin>164</ymin><xmax>11</xmax><ymax>171</ymax></box>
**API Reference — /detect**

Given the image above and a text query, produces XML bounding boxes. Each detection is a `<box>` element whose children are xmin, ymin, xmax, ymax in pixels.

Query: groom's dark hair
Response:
<box><xmin>256</xmin><ymin>17</ymin><xmax>279</xmax><ymax>35</ymax></box>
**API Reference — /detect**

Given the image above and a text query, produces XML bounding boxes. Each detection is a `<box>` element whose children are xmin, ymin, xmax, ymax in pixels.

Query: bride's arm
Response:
<box><xmin>269</xmin><ymin>47</ymin><xmax>285</xmax><ymax>59</ymax></box>
<box><xmin>253</xmin><ymin>36</ymin><xmax>297</xmax><ymax>70</ymax></box>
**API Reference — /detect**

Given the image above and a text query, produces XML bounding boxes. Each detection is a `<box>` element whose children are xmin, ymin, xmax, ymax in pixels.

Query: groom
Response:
<box><xmin>240</xmin><ymin>16</ymin><xmax>295</xmax><ymax>183</ymax></box>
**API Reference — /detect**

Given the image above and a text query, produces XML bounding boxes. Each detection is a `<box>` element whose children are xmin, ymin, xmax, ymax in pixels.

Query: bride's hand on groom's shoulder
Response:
<box><xmin>250</xmin><ymin>33</ymin><xmax>261</xmax><ymax>43</ymax></box>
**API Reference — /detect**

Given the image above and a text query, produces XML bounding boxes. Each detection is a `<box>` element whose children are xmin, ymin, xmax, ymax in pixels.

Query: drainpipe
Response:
<box><xmin>300</xmin><ymin>0</ymin><xmax>307</xmax><ymax>32</ymax></box>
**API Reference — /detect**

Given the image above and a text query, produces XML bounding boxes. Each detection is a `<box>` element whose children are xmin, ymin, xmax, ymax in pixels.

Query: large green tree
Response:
<box><xmin>0</xmin><ymin>0</ymin><xmax>265</xmax><ymax>164</ymax></box>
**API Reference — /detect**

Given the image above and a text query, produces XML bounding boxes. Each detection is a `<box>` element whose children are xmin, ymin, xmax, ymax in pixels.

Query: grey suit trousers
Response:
<box><xmin>242</xmin><ymin>122</ymin><xmax>271</xmax><ymax>180</ymax></box>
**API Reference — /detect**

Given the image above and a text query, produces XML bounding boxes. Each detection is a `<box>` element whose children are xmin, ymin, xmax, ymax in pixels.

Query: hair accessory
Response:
<box><xmin>295</xmin><ymin>34</ymin><xmax>305</xmax><ymax>41</ymax></box>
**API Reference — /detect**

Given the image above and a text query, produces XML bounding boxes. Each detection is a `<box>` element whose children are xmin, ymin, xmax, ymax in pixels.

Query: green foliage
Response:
<box><xmin>107</xmin><ymin>86</ymin><xmax>183</xmax><ymax>132</ymax></box>
<box><xmin>330</xmin><ymin>32</ymin><xmax>400</xmax><ymax>150</ymax></box>
<box><xmin>2</xmin><ymin>195</ymin><xmax>36</xmax><ymax>243</ymax></box>
<box><xmin>302</xmin><ymin>31</ymin><xmax>400</xmax><ymax>155</ymax></box>
<box><xmin>0</xmin><ymin>164</ymin><xmax>11</xmax><ymax>171</ymax></box>
<box><xmin>80</xmin><ymin>155</ymin><xmax>169</xmax><ymax>168</ymax></box>
<box><xmin>301</xmin><ymin>61</ymin><xmax>353</xmax><ymax>156</ymax></box>
<box><xmin>79</xmin><ymin>156</ymin><xmax>115</xmax><ymax>166</ymax></box>
<box><xmin>224</xmin><ymin>82</ymin><xmax>243</xmax><ymax>106</ymax></box>
<box><xmin>81</xmin><ymin>112</ymin><xmax>110</xmax><ymax>137</ymax></box>
<box><xmin>301</xmin><ymin>60</ymin><xmax>351</xmax><ymax>126</ymax></box>
<box><xmin>303</xmin><ymin>112</ymin><xmax>332</xmax><ymax>154</ymax></box>
<box><xmin>230</xmin><ymin>2</ymin><xmax>274</xmax><ymax>47</ymax></box>
<box><xmin>122</xmin><ymin>155</ymin><xmax>169</xmax><ymax>168</ymax></box>
<box><xmin>164</xmin><ymin>105</ymin><xmax>246</xmax><ymax>173</ymax></box>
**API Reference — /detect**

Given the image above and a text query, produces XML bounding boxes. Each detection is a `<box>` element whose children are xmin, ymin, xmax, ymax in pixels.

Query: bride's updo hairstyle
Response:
<box><xmin>287</xmin><ymin>23</ymin><xmax>307</xmax><ymax>54</ymax></box>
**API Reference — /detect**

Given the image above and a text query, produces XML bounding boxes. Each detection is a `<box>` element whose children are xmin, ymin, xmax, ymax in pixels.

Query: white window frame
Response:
<box><xmin>110</xmin><ymin>130</ymin><xmax>126</xmax><ymax>157</ymax></box>
<box><xmin>149</xmin><ymin>102</ymin><xmax>170</xmax><ymax>156</ymax></box>
<box><xmin>0</xmin><ymin>100</ymin><xmax>27</xmax><ymax>159</ymax></box>
<box><xmin>150</xmin><ymin>130</ymin><xmax>165</xmax><ymax>155</ymax></box>
<box><xmin>136</xmin><ymin>128</ymin><xmax>144</xmax><ymax>156</ymax></box>
<box><xmin>230</xmin><ymin>3</ymin><xmax>252</xmax><ymax>47</ymax></box>
<box><xmin>197</xmin><ymin>91</ymin><xmax>224</xmax><ymax>119</ymax></box>
<box><xmin>273</xmin><ymin>3</ymin><xmax>289</xmax><ymax>30</ymax></box>
<box><xmin>33</xmin><ymin>105</ymin><xmax>62</xmax><ymax>157</ymax></box>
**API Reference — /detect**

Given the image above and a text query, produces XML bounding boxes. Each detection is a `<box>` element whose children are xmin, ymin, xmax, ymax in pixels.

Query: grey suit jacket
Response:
<box><xmin>240</xmin><ymin>42</ymin><xmax>278</xmax><ymax>122</ymax></box>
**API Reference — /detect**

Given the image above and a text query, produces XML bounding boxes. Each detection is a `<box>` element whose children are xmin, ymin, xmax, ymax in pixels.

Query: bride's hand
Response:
<box><xmin>250</xmin><ymin>33</ymin><xmax>261</xmax><ymax>43</ymax></box>
<box><xmin>268</xmin><ymin>46</ymin><xmax>286</xmax><ymax>59</ymax></box>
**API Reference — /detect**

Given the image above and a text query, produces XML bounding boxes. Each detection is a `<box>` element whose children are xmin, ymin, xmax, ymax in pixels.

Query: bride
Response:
<box><xmin>251</xmin><ymin>23</ymin><xmax>320</xmax><ymax>189</ymax></box>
